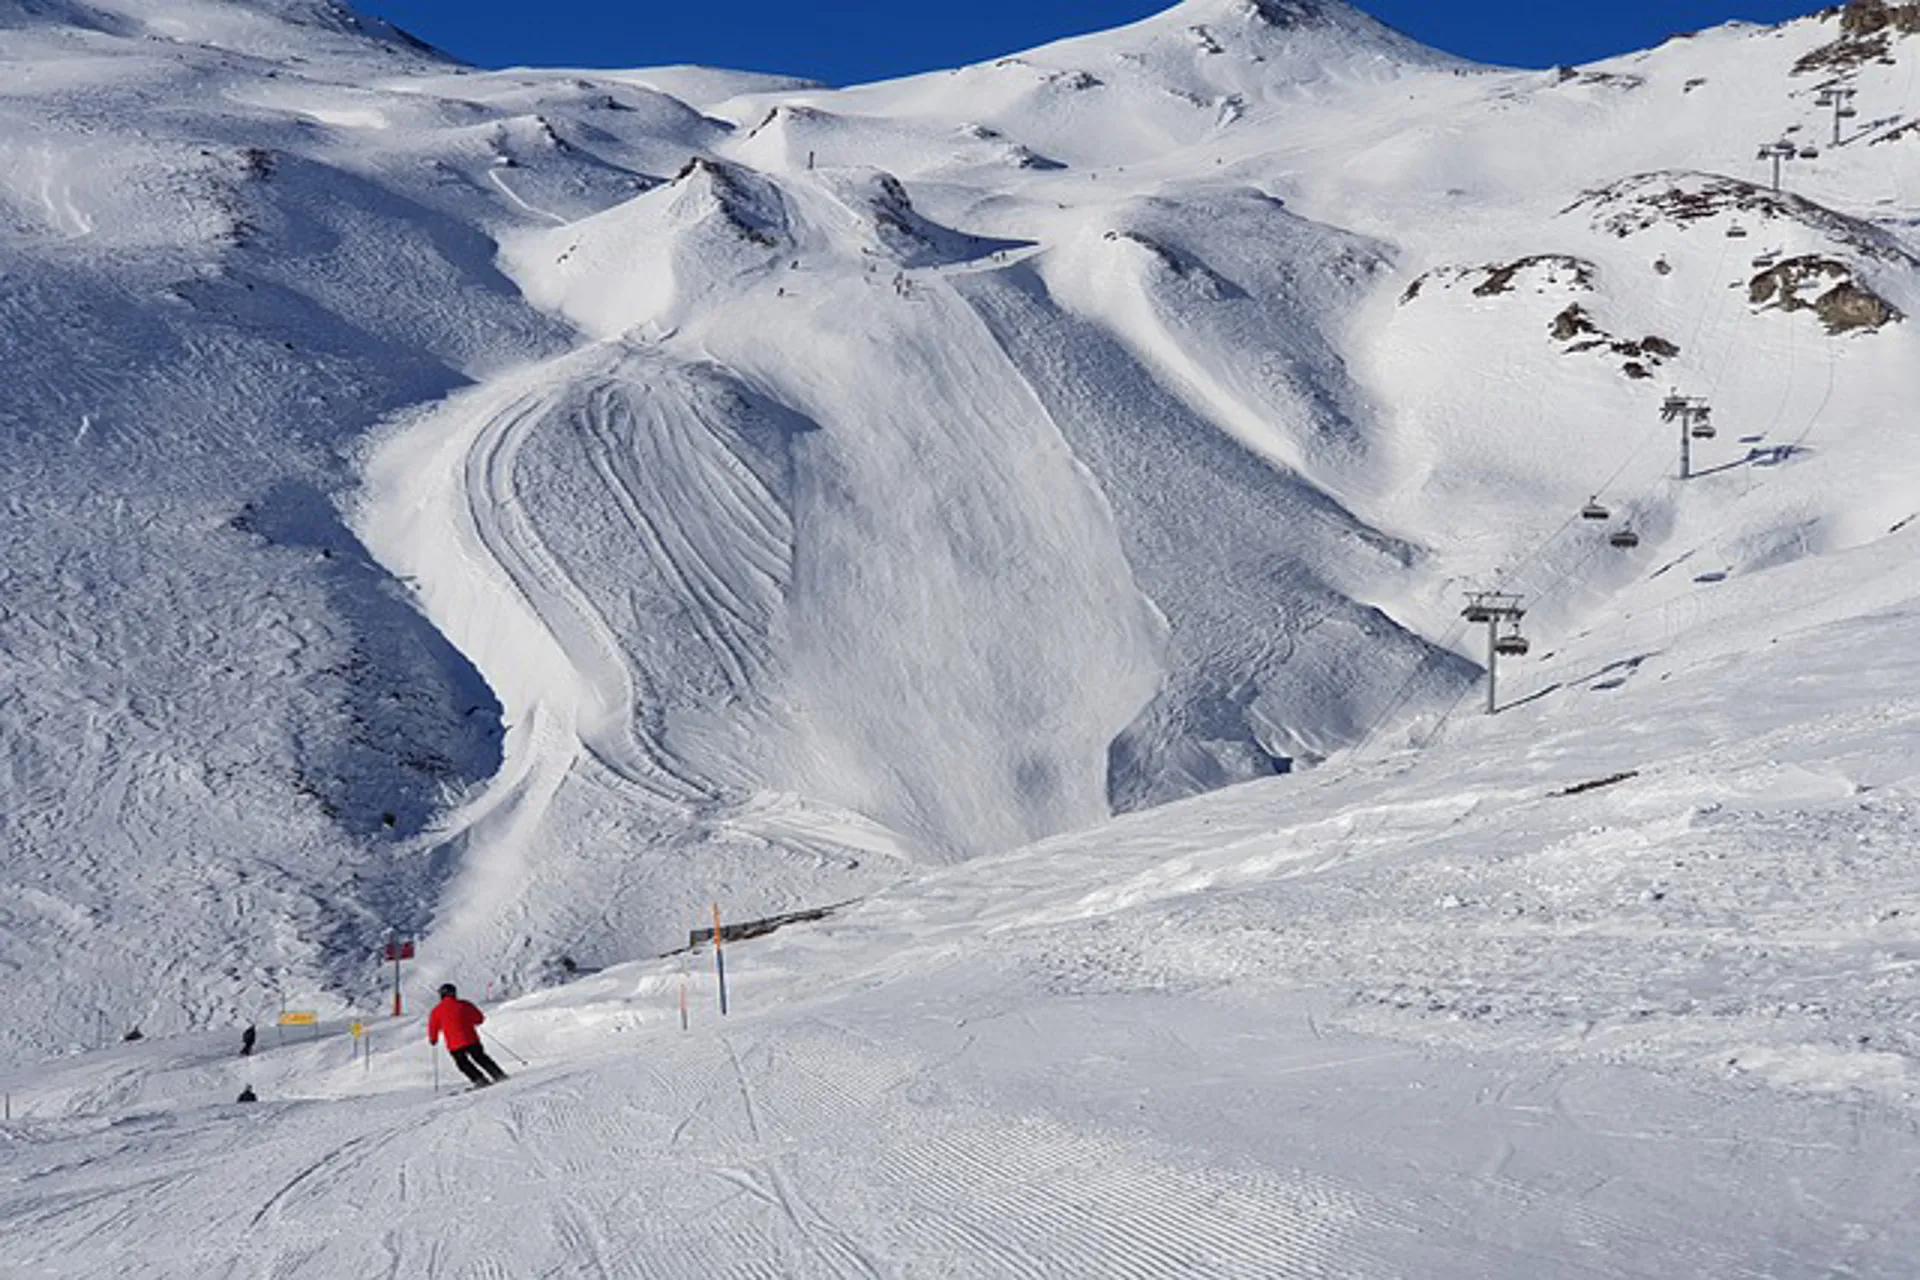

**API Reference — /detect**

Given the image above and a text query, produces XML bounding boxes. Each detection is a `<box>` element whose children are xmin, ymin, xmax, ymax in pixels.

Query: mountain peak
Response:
<box><xmin>1110</xmin><ymin>0</ymin><xmax>1461</xmax><ymax>75</ymax></box>
<box><xmin>0</xmin><ymin>0</ymin><xmax>445</xmax><ymax>60</ymax></box>
<box><xmin>1239</xmin><ymin>0</ymin><xmax>1332</xmax><ymax>25</ymax></box>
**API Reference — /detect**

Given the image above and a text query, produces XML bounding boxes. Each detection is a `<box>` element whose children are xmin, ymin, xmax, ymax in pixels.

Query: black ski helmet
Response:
<box><xmin>438</xmin><ymin>983</ymin><xmax>457</xmax><ymax>998</ymax></box>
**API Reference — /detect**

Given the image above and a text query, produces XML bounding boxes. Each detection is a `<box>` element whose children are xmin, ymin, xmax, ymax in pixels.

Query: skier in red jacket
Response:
<box><xmin>427</xmin><ymin>983</ymin><xmax>509</xmax><ymax>1088</ymax></box>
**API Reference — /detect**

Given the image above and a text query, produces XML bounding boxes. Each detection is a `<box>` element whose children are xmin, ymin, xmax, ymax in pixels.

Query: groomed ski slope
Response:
<box><xmin>4</xmin><ymin>521</ymin><xmax>1919</xmax><ymax>1275</ymax></box>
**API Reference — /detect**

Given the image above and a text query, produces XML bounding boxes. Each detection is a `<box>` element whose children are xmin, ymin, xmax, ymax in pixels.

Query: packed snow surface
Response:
<box><xmin>4</xmin><ymin>0</ymin><xmax>1920</xmax><ymax>1271</ymax></box>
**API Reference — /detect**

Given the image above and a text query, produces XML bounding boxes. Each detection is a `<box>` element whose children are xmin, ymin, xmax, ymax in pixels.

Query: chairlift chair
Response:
<box><xmin>1609</xmin><ymin>528</ymin><xmax>1642</xmax><ymax>550</ymax></box>
<box><xmin>1799</xmin><ymin>147</ymin><xmax>1820</xmax><ymax>159</ymax></box>
<box><xmin>1580</xmin><ymin>500</ymin><xmax>1610</xmax><ymax>520</ymax></box>
<box><xmin>1690</xmin><ymin>421</ymin><xmax>1717</xmax><ymax>439</ymax></box>
<box><xmin>1727</xmin><ymin>224</ymin><xmax>1750</xmax><ymax>239</ymax></box>
<box><xmin>1463</xmin><ymin>605</ymin><xmax>1494</xmax><ymax>623</ymax></box>
<box><xmin>1838</xmin><ymin>107</ymin><xmax>1858</xmax><ymax>118</ymax></box>
<box><xmin>1494</xmin><ymin>632</ymin><xmax>1531</xmax><ymax>657</ymax></box>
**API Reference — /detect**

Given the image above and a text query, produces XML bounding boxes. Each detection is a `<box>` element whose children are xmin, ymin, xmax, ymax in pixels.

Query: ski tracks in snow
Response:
<box><xmin>634</xmin><ymin>1020</ymin><xmax>1396</xmax><ymax>1280</ymax></box>
<box><xmin>461</xmin><ymin>381</ymin><xmax>699</xmax><ymax>798</ymax></box>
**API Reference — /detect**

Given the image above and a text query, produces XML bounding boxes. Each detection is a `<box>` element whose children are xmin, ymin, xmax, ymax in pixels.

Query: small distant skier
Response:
<box><xmin>240</xmin><ymin>1025</ymin><xmax>256</xmax><ymax>1057</ymax></box>
<box><xmin>427</xmin><ymin>983</ymin><xmax>509</xmax><ymax>1089</ymax></box>
<box><xmin>236</xmin><ymin>1084</ymin><xmax>257</xmax><ymax>1103</ymax></box>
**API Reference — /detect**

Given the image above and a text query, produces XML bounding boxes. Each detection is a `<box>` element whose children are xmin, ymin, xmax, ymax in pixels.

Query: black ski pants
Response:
<box><xmin>449</xmin><ymin>1043</ymin><xmax>509</xmax><ymax>1085</ymax></box>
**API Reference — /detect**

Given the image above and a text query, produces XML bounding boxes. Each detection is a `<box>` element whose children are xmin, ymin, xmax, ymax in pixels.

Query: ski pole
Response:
<box><xmin>484</xmin><ymin>1034</ymin><xmax>529</xmax><ymax>1067</ymax></box>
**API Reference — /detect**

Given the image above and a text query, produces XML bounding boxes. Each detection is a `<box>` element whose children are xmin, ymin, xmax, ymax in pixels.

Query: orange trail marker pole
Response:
<box><xmin>712</xmin><ymin>903</ymin><xmax>729</xmax><ymax>1017</ymax></box>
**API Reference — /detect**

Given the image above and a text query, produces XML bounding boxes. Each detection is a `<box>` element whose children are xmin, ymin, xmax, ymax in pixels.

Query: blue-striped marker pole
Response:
<box><xmin>712</xmin><ymin>903</ymin><xmax>729</xmax><ymax>1017</ymax></box>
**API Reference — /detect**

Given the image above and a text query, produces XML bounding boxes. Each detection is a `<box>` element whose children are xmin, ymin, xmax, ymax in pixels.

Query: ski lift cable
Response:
<box><xmin>1743</xmin><ymin>303</ymin><xmax>1798</xmax><ymax>499</ymax></box>
<box><xmin>1654</xmin><ymin>62</ymin><xmax>1900</xmax><ymax>552</ymax></box>
<box><xmin>1348</xmin><ymin>607</ymin><xmax>1483</xmax><ymax>755</ymax></box>
<box><xmin>1472</xmin><ymin>294</ymin><xmax>1744</xmax><ymax>692</ymax></box>
<box><xmin>1696</xmin><ymin>336</ymin><xmax>1836</xmax><ymax>573</ymax></box>
<box><xmin>1475</xmin><ymin>188</ymin><xmax>1754</xmax><ymax>613</ymax></box>
<box><xmin>1570</xmin><ymin>219</ymin><xmax>1744</xmax><ymax>521</ymax></box>
<box><xmin>1365</xmin><ymin>271</ymin><xmax>1729</xmax><ymax>750</ymax></box>
<box><xmin>1584</xmin><ymin>293</ymin><xmax>1833</xmax><ymax>635</ymax></box>
<box><xmin>1652</xmin><ymin>296</ymin><xmax>1841</xmax><ymax>588</ymax></box>
<box><xmin>1687</xmin><ymin>220</ymin><xmax>1743</xmax><ymax>361</ymax></box>
<box><xmin>1397</xmin><ymin>525</ymin><xmax>1605</xmax><ymax>756</ymax></box>
<box><xmin>1662</xmin><ymin>161</ymin><xmax>1843</xmax><ymax>557</ymax></box>
<box><xmin>1505</xmin><ymin>376</ymin><xmax>1699</xmax><ymax>606</ymax></box>
<box><xmin>1785</xmin><ymin>335</ymin><xmax>1838</xmax><ymax>454</ymax></box>
<box><xmin>1355</xmin><ymin>132</ymin><xmax>1859</xmax><ymax>761</ymax></box>
<box><xmin>1578</xmin><ymin>171</ymin><xmax>1802</xmax><ymax>535</ymax></box>
<box><xmin>1352</xmin><ymin>447</ymin><xmax>1641</xmax><ymax>756</ymax></box>
<box><xmin>1379</xmin><ymin>56</ymin><xmax>1911</xmax><ymax>751</ymax></box>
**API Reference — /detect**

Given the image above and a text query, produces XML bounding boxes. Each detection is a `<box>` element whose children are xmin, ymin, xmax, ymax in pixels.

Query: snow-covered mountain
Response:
<box><xmin>3</xmin><ymin>0</ymin><xmax>1918</xmax><ymax>1086</ymax></box>
<box><xmin>6</xmin><ymin>0</ymin><xmax>1920</xmax><ymax>1272</ymax></box>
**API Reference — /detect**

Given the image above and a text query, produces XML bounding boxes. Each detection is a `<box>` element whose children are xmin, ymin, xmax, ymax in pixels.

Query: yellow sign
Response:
<box><xmin>278</xmin><ymin>1011</ymin><xmax>318</xmax><ymax>1027</ymax></box>
<box><xmin>350</xmin><ymin>1022</ymin><xmax>364</xmax><ymax>1038</ymax></box>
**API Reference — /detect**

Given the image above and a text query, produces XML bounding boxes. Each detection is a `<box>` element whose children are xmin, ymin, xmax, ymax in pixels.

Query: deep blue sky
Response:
<box><xmin>364</xmin><ymin>1</ymin><xmax>1821</xmax><ymax>85</ymax></box>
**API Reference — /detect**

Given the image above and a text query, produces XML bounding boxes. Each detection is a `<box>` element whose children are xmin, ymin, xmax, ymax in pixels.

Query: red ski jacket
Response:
<box><xmin>427</xmin><ymin>997</ymin><xmax>486</xmax><ymax>1051</ymax></box>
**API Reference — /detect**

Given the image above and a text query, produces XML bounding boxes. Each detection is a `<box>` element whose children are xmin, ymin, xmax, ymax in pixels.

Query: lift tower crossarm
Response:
<box><xmin>1816</xmin><ymin>82</ymin><xmax>1858</xmax><ymax>147</ymax></box>
<box><xmin>1461</xmin><ymin>592</ymin><xmax>1527</xmax><ymax>715</ymax></box>
<box><xmin>1661</xmin><ymin>392</ymin><xmax>1713</xmax><ymax>480</ymax></box>
<box><xmin>1757</xmin><ymin>139</ymin><xmax>1798</xmax><ymax>192</ymax></box>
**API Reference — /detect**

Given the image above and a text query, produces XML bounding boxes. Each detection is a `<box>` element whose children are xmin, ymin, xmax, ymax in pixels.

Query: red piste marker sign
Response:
<box><xmin>384</xmin><ymin>939</ymin><xmax>415</xmax><ymax>1015</ymax></box>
